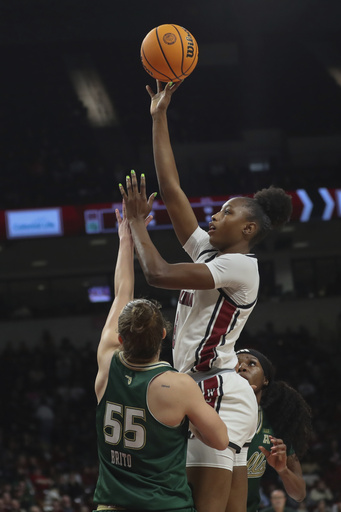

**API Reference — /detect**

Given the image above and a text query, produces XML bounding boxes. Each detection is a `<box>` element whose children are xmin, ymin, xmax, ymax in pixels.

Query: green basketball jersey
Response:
<box><xmin>93</xmin><ymin>351</ymin><xmax>196</xmax><ymax>512</ymax></box>
<box><xmin>247</xmin><ymin>407</ymin><xmax>274</xmax><ymax>512</ymax></box>
<box><xmin>247</xmin><ymin>407</ymin><xmax>293</xmax><ymax>512</ymax></box>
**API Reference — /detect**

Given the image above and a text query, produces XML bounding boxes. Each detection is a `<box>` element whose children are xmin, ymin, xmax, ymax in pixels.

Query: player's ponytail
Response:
<box><xmin>118</xmin><ymin>299</ymin><xmax>169</xmax><ymax>361</ymax></box>
<box><xmin>243</xmin><ymin>186</ymin><xmax>292</xmax><ymax>247</ymax></box>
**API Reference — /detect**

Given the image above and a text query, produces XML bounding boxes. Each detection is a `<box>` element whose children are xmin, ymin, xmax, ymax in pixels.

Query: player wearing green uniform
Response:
<box><xmin>93</xmin><ymin>204</ymin><xmax>229</xmax><ymax>512</ymax></box>
<box><xmin>236</xmin><ymin>349</ymin><xmax>312</xmax><ymax>512</ymax></box>
<box><xmin>246</xmin><ymin>408</ymin><xmax>294</xmax><ymax>512</ymax></box>
<box><xmin>94</xmin><ymin>352</ymin><xmax>194</xmax><ymax>512</ymax></box>
<box><xmin>247</xmin><ymin>407</ymin><xmax>275</xmax><ymax>512</ymax></box>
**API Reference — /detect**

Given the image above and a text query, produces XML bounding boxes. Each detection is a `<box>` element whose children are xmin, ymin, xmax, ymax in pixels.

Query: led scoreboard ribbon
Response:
<box><xmin>1</xmin><ymin>188</ymin><xmax>340</xmax><ymax>240</ymax></box>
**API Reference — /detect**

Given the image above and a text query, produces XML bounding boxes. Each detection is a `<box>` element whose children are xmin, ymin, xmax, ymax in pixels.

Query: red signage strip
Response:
<box><xmin>1</xmin><ymin>188</ymin><xmax>340</xmax><ymax>240</ymax></box>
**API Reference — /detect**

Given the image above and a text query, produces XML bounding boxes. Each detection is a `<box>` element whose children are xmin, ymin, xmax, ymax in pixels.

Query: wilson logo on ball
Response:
<box><xmin>184</xmin><ymin>30</ymin><xmax>195</xmax><ymax>58</ymax></box>
<box><xmin>163</xmin><ymin>33</ymin><xmax>177</xmax><ymax>45</ymax></box>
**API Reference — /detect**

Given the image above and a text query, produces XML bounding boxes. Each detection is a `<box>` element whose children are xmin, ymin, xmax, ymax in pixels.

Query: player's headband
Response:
<box><xmin>236</xmin><ymin>348</ymin><xmax>274</xmax><ymax>383</ymax></box>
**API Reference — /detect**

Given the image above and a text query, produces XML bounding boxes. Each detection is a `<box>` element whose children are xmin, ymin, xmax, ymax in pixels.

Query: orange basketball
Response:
<box><xmin>140</xmin><ymin>24</ymin><xmax>199</xmax><ymax>82</ymax></box>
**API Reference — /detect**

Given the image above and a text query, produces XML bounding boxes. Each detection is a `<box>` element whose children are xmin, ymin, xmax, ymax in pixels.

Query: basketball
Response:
<box><xmin>140</xmin><ymin>24</ymin><xmax>199</xmax><ymax>82</ymax></box>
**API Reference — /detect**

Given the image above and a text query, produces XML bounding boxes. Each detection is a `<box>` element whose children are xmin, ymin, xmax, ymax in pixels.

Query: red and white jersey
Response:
<box><xmin>173</xmin><ymin>226</ymin><xmax>259</xmax><ymax>375</ymax></box>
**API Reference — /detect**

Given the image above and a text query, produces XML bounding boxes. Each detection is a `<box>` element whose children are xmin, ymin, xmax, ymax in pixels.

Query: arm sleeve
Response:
<box><xmin>182</xmin><ymin>226</ymin><xmax>213</xmax><ymax>261</ymax></box>
<box><xmin>205</xmin><ymin>253</ymin><xmax>259</xmax><ymax>303</ymax></box>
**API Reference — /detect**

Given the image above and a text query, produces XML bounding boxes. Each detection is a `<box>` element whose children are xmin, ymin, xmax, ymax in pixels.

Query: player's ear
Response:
<box><xmin>243</xmin><ymin>222</ymin><xmax>257</xmax><ymax>235</ymax></box>
<box><xmin>118</xmin><ymin>334</ymin><xmax>124</xmax><ymax>345</ymax></box>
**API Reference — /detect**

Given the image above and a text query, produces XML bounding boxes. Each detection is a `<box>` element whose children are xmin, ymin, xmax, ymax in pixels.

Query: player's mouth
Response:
<box><xmin>208</xmin><ymin>222</ymin><xmax>216</xmax><ymax>235</ymax></box>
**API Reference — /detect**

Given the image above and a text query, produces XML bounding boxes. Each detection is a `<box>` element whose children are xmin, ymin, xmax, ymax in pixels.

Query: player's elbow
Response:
<box><xmin>292</xmin><ymin>487</ymin><xmax>306</xmax><ymax>502</ymax></box>
<box><xmin>216</xmin><ymin>430</ymin><xmax>229</xmax><ymax>451</ymax></box>
<box><xmin>144</xmin><ymin>263</ymin><xmax>171</xmax><ymax>288</ymax></box>
<box><xmin>144</xmin><ymin>270</ymin><xmax>164</xmax><ymax>287</ymax></box>
<box><xmin>210</xmin><ymin>426</ymin><xmax>229</xmax><ymax>451</ymax></box>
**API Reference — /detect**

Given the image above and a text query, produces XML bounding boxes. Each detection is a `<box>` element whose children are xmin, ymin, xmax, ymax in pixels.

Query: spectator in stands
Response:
<box><xmin>35</xmin><ymin>399</ymin><xmax>55</xmax><ymax>445</ymax></box>
<box><xmin>313</xmin><ymin>499</ymin><xmax>332</xmax><ymax>512</ymax></box>
<box><xmin>60</xmin><ymin>495</ymin><xmax>73</xmax><ymax>512</ymax></box>
<box><xmin>2</xmin><ymin>492</ymin><xmax>13</xmax><ymax>512</ymax></box>
<box><xmin>308</xmin><ymin>478</ymin><xmax>334</xmax><ymax>508</ymax></box>
<box><xmin>262</xmin><ymin>489</ymin><xmax>296</xmax><ymax>512</ymax></box>
<box><xmin>296</xmin><ymin>501</ymin><xmax>309</xmax><ymax>512</ymax></box>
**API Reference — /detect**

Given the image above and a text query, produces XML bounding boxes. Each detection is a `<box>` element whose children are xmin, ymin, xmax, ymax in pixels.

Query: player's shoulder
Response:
<box><xmin>217</xmin><ymin>252</ymin><xmax>258</xmax><ymax>263</ymax></box>
<box><xmin>149</xmin><ymin>371</ymin><xmax>198</xmax><ymax>411</ymax></box>
<box><xmin>154</xmin><ymin>370</ymin><xmax>195</xmax><ymax>389</ymax></box>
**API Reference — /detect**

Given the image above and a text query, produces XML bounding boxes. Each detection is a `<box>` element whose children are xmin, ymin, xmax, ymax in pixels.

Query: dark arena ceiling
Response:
<box><xmin>1</xmin><ymin>0</ymin><xmax>341</xmax><ymax>142</ymax></box>
<box><xmin>1</xmin><ymin>0</ymin><xmax>341</xmax><ymax>44</ymax></box>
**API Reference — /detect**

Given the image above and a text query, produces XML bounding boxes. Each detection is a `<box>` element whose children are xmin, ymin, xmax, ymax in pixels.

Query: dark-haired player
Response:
<box><xmin>237</xmin><ymin>348</ymin><xmax>312</xmax><ymax>512</ymax></box>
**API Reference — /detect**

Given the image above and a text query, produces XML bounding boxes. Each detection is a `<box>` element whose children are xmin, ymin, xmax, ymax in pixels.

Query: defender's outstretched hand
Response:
<box><xmin>119</xmin><ymin>171</ymin><xmax>156</xmax><ymax>223</ymax></box>
<box><xmin>115</xmin><ymin>203</ymin><xmax>133</xmax><ymax>243</ymax></box>
<box><xmin>146</xmin><ymin>79</ymin><xmax>182</xmax><ymax>116</ymax></box>
<box><xmin>115</xmin><ymin>201</ymin><xmax>153</xmax><ymax>237</ymax></box>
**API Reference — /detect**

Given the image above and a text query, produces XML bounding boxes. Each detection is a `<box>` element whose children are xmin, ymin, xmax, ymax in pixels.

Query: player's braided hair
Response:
<box><xmin>243</xmin><ymin>186</ymin><xmax>293</xmax><ymax>248</ymax></box>
<box><xmin>118</xmin><ymin>299</ymin><xmax>170</xmax><ymax>361</ymax></box>
<box><xmin>261</xmin><ymin>379</ymin><xmax>313</xmax><ymax>459</ymax></box>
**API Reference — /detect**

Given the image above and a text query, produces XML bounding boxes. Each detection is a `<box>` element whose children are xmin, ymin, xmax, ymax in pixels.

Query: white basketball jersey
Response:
<box><xmin>173</xmin><ymin>227</ymin><xmax>259</xmax><ymax>375</ymax></box>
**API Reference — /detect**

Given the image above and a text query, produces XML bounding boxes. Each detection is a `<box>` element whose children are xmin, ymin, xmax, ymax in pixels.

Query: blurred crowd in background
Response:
<box><xmin>0</xmin><ymin>322</ymin><xmax>340</xmax><ymax>512</ymax></box>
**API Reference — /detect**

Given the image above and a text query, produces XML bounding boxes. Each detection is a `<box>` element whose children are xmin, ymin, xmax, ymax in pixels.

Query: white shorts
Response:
<box><xmin>186</xmin><ymin>370</ymin><xmax>258</xmax><ymax>471</ymax></box>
